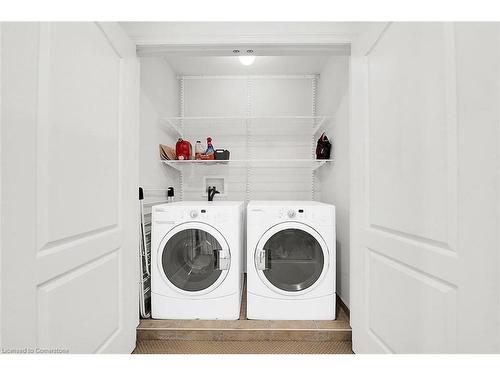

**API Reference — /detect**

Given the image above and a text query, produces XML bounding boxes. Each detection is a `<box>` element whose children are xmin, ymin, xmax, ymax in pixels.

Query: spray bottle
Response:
<box><xmin>205</xmin><ymin>137</ymin><xmax>215</xmax><ymax>159</ymax></box>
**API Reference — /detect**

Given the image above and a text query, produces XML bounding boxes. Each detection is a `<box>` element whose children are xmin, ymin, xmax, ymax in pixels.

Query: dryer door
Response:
<box><xmin>158</xmin><ymin>222</ymin><xmax>231</xmax><ymax>295</ymax></box>
<box><xmin>255</xmin><ymin>222</ymin><xmax>329</xmax><ymax>295</ymax></box>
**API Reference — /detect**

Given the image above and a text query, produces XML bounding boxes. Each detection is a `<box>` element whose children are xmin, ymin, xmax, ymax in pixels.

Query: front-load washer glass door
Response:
<box><xmin>255</xmin><ymin>222</ymin><xmax>329</xmax><ymax>294</ymax></box>
<box><xmin>159</xmin><ymin>222</ymin><xmax>231</xmax><ymax>293</ymax></box>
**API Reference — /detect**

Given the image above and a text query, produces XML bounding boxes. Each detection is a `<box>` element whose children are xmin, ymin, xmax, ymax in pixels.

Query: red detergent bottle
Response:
<box><xmin>175</xmin><ymin>138</ymin><xmax>192</xmax><ymax>160</ymax></box>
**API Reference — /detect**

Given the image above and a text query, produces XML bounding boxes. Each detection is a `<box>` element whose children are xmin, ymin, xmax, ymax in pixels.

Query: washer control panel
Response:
<box><xmin>154</xmin><ymin>206</ymin><xmax>229</xmax><ymax>223</ymax></box>
<box><xmin>279</xmin><ymin>208</ymin><xmax>306</xmax><ymax>220</ymax></box>
<box><xmin>184</xmin><ymin>208</ymin><xmax>228</xmax><ymax>222</ymax></box>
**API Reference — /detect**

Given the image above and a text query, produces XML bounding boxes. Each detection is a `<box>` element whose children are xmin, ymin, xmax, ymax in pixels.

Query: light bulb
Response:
<box><xmin>238</xmin><ymin>55</ymin><xmax>256</xmax><ymax>66</ymax></box>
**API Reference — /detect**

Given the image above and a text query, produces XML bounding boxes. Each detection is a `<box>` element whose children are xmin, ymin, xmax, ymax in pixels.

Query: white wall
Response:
<box><xmin>316</xmin><ymin>56</ymin><xmax>350</xmax><ymax>307</ymax></box>
<box><xmin>180</xmin><ymin>76</ymin><xmax>316</xmax><ymax>201</ymax></box>
<box><xmin>139</xmin><ymin>57</ymin><xmax>180</xmax><ymax>200</ymax></box>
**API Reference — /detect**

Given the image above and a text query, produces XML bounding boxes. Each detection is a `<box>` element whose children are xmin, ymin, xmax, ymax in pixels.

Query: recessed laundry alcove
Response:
<box><xmin>134</xmin><ymin>35</ymin><xmax>352</xmax><ymax>353</ymax></box>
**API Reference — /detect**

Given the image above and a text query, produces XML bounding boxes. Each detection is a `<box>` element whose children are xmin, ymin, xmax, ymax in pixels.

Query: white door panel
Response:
<box><xmin>351</xmin><ymin>23</ymin><xmax>500</xmax><ymax>353</ymax></box>
<box><xmin>367</xmin><ymin>23</ymin><xmax>455</xmax><ymax>246</ymax></box>
<box><xmin>38</xmin><ymin>23</ymin><xmax>120</xmax><ymax>246</ymax></box>
<box><xmin>368</xmin><ymin>250</ymin><xmax>457</xmax><ymax>353</ymax></box>
<box><xmin>1</xmin><ymin>22</ymin><xmax>139</xmax><ymax>353</ymax></box>
<box><xmin>37</xmin><ymin>252</ymin><xmax>120</xmax><ymax>353</ymax></box>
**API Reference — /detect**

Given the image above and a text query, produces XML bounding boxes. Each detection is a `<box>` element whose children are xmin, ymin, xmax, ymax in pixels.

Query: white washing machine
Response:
<box><xmin>246</xmin><ymin>201</ymin><xmax>336</xmax><ymax>320</ymax></box>
<box><xmin>151</xmin><ymin>201</ymin><xmax>244</xmax><ymax>320</ymax></box>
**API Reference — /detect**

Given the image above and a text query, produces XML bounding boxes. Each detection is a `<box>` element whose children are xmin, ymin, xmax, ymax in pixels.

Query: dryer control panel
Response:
<box><xmin>278</xmin><ymin>208</ymin><xmax>324</xmax><ymax>223</ymax></box>
<box><xmin>250</xmin><ymin>205</ymin><xmax>333</xmax><ymax>225</ymax></box>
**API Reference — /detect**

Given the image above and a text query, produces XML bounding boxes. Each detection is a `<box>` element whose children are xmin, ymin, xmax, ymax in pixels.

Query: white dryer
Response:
<box><xmin>151</xmin><ymin>201</ymin><xmax>244</xmax><ymax>320</ymax></box>
<box><xmin>246</xmin><ymin>201</ymin><xmax>336</xmax><ymax>320</ymax></box>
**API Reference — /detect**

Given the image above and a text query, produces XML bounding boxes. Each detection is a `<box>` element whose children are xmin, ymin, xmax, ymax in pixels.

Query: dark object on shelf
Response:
<box><xmin>214</xmin><ymin>149</ymin><xmax>230</xmax><ymax>160</ymax></box>
<box><xmin>316</xmin><ymin>133</ymin><xmax>331</xmax><ymax>160</ymax></box>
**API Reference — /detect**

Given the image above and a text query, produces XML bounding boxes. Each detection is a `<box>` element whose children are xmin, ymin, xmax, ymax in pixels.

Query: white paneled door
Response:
<box><xmin>1</xmin><ymin>23</ymin><xmax>139</xmax><ymax>353</ymax></box>
<box><xmin>350</xmin><ymin>23</ymin><xmax>500</xmax><ymax>353</ymax></box>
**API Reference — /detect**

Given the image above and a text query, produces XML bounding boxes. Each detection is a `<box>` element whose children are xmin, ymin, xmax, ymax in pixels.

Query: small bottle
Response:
<box><xmin>205</xmin><ymin>137</ymin><xmax>215</xmax><ymax>160</ymax></box>
<box><xmin>167</xmin><ymin>187</ymin><xmax>174</xmax><ymax>203</ymax></box>
<box><xmin>195</xmin><ymin>141</ymin><xmax>204</xmax><ymax>160</ymax></box>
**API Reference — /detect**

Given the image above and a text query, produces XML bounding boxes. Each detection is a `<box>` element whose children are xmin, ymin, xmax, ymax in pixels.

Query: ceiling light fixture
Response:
<box><xmin>238</xmin><ymin>55</ymin><xmax>256</xmax><ymax>66</ymax></box>
<box><xmin>235</xmin><ymin>49</ymin><xmax>255</xmax><ymax>66</ymax></box>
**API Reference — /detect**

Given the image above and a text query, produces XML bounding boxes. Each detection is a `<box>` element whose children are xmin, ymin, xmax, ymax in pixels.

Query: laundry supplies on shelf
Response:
<box><xmin>214</xmin><ymin>149</ymin><xmax>230</xmax><ymax>160</ymax></box>
<box><xmin>194</xmin><ymin>140</ymin><xmax>204</xmax><ymax>160</ymax></box>
<box><xmin>196</xmin><ymin>137</ymin><xmax>217</xmax><ymax>160</ymax></box>
<box><xmin>204</xmin><ymin>137</ymin><xmax>215</xmax><ymax>159</ymax></box>
<box><xmin>175</xmin><ymin>138</ymin><xmax>192</xmax><ymax>160</ymax></box>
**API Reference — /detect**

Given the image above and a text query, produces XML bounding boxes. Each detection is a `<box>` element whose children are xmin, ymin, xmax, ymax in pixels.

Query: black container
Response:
<box><xmin>214</xmin><ymin>149</ymin><xmax>230</xmax><ymax>160</ymax></box>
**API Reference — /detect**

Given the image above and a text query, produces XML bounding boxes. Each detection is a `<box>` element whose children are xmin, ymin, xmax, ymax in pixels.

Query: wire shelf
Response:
<box><xmin>160</xmin><ymin>115</ymin><xmax>334</xmax><ymax>138</ymax></box>
<box><xmin>160</xmin><ymin>158</ymin><xmax>333</xmax><ymax>172</ymax></box>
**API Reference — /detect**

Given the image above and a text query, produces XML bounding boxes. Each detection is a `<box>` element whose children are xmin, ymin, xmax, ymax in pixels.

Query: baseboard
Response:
<box><xmin>336</xmin><ymin>295</ymin><xmax>350</xmax><ymax>320</ymax></box>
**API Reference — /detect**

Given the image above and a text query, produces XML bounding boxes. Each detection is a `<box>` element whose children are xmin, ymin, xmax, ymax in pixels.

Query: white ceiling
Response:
<box><xmin>120</xmin><ymin>22</ymin><xmax>374</xmax><ymax>45</ymax></box>
<box><xmin>162</xmin><ymin>55</ymin><xmax>333</xmax><ymax>75</ymax></box>
<box><xmin>123</xmin><ymin>22</ymin><xmax>360</xmax><ymax>76</ymax></box>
